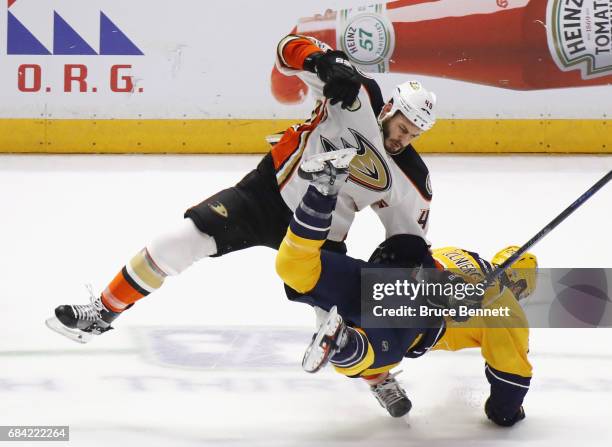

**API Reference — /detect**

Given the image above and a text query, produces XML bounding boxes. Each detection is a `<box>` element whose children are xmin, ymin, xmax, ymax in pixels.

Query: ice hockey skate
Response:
<box><xmin>45</xmin><ymin>285</ymin><xmax>122</xmax><ymax>344</ymax></box>
<box><xmin>298</xmin><ymin>148</ymin><xmax>356</xmax><ymax>196</ymax></box>
<box><xmin>369</xmin><ymin>371</ymin><xmax>412</xmax><ymax>418</ymax></box>
<box><xmin>302</xmin><ymin>306</ymin><xmax>348</xmax><ymax>373</ymax></box>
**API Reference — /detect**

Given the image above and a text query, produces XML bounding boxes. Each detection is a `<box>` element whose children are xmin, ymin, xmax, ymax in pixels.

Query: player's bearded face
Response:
<box><xmin>381</xmin><ymin>108</ymin><xmax>423</xmax><ymax>154</ymax></box>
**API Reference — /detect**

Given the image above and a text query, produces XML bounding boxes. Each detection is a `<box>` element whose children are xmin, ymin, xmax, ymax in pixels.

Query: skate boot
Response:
<box><xmin>369</xmin><ymin>371</ymin><xmax>412</xmax><ymax>418</ymax></box>
<box><xmin>302</xmin><ymin>306</ymin><xmax>349</xmax><ymax>373</ymax></box>
<box><xmin>45</xmin><ymin>285</ymin><xmax>123</xmax><ymax>344</ymax></box>
<box><xmin>298</xmin><ymin>148</ymin><xmax>356</xmax><ymax>196</ymax></box>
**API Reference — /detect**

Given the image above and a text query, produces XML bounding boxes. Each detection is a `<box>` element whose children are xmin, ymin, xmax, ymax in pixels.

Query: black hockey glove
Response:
<box><xmin>424</xmin><ymin>269</ymin><xmax>483</xmax><ymax>323</ymax></box>
<box><xmin>485</xmin><ymin>397</ymin><xmax>526</xmax><ymax>427</ymax></box>
<box><xmin>303</xmin><ymin>50</ymin><xmax>361</xmax><ymax>109</ymax></box>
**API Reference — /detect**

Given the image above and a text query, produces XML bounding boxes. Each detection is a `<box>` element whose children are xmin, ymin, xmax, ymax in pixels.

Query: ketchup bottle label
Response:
<box><xmin>547</xmin><ymin>0</ymin><xmax>612</xmax><ymax>79</ymax></box>
<box><xmin>278</xmin><ymin>0</ymin><xmax>612</xmax><ymax>96</ymax></box>
<box><xmin>336</xmin><ymin>4</ymin><xmax>395</xmax><ymax>72</ymax></box>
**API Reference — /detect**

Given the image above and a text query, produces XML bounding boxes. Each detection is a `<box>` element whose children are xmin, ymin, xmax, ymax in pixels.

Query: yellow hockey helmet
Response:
<box><xmin>492</xmin><ymin>246</ymin><xmax>538</xmax><ymax>300</ymax></box>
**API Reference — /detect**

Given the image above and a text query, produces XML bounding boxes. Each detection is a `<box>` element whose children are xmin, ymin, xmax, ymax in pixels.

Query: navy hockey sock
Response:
<box><xmin>290</xmin><ymin>185</ymin><xmax>337</xmax><ymax>240</ymax></box>
<box><xmin>329</xmin><ymin>327</ymin><xmax>369</xmax><ymax>370</ymax></box>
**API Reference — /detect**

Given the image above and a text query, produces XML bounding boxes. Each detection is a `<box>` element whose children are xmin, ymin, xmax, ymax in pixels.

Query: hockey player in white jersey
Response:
<box><xmin>46</xmin><ymin>35</ymin><xmax>437</xmax><ymax>364</ymax></box>
<box><xmin>273</xmin><ymin>35</ymin><xmax>435</xmax><ymax>243</ymax></box>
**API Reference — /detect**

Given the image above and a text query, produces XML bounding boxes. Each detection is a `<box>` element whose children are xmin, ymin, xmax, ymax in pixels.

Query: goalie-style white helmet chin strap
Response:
<box><xmin>384</xmin><ymin>81</ymin><xmax>437</xmax><ymax>131</ymax></box>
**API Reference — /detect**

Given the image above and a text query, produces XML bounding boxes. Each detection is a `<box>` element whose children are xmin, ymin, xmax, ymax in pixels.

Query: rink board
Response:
<box><xmin>1</xmin><ymin>118</ymin><xmax>611</xmax><ymax>154</ymax></box>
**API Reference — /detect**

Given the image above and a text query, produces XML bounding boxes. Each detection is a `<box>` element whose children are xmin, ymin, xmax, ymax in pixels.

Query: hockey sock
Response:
<box><xmin>100</xmin><ymin>219</ymin><xmax>216</xmax><ymax>312</ymax></box>
<box><xmin>277</xmin><ymin>186</ymin><xmax>337</xmax><ymax>293</ymax></box>
<box><xmin>330</xmin><ymin>327</ymin><xmax>370</xmax><ymax>371</ymax></box>
<box><xmin>289</xmin><ymin>185</ymin><xmax>337</xmax><ymax>241</ymax></box>
<box><xmin>101</xmin><ymin>248</ymin><xmax>167</xmax><ymax>312</ymax></box>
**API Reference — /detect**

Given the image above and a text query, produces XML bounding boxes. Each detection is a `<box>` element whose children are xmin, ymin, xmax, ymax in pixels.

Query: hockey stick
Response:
<box><xmin>483</xmin><ymin>169</ymin><xmax>612</xmax><ymax>289</ymax></box>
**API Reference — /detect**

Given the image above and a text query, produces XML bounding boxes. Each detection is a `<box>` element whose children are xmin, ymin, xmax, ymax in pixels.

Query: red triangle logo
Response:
<box><xmin>8</xmin><ymin>0</ymin><xmax>18</xmax><ymax>8</ymax></box>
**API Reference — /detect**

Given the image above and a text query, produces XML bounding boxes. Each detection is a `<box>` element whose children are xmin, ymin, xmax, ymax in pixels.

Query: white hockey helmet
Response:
<box><xmin>385</xmin><ymin>81</ymin><xmax>437</xmax><ymax>131</ymax></box>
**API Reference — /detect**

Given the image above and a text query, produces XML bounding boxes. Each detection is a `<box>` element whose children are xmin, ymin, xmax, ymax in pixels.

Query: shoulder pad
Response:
<box><xmin>391</xmin><ymin>145</ymin><xmax>432</xmax><ymax>201</ymax></box>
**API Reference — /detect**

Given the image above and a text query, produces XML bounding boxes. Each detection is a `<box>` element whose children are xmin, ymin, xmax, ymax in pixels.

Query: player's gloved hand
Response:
<box><xmin>423</xmin><ymin>269</ymin><xmax>482</xmax><ymax>322</ymax></box>
<box><xmin>485</xmin><ymin>397</ymin><xmax>526</xmax><ymax>427</ymax></box>
<box><xmin>303</xmin><ymin>50</ymin><xmax>361</xmax><ymax>109</ymax></box>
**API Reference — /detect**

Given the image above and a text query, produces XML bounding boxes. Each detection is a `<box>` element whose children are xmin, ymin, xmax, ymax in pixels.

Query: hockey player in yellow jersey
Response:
<box><xmin>430</xmin><ymin>246</ymin><xmax>537</xmax><ymax>426</ymax></box>
<box><xmin>275</xmin><ymin>149</ymin><xmax>537</xmax><ymax>426</ymax></box>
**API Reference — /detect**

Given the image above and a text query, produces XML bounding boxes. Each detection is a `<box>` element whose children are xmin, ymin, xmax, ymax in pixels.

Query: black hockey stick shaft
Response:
<box><xmin>484</xmin><ymin>170</ymin><xmax>612</xmax><ymax>287</ymax></box>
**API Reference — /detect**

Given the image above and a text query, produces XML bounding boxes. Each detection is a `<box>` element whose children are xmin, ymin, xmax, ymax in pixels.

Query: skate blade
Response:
<box><xmin>300</xmin><ymin>148</ymin><xmax>357</xmax><ymax>174</ymax></box>
<box><xmin>45</xmin><ymin>317</ymin><xmax>93</xmax><ymax>344</ymax></box>
<box><xmin>302</xmin><ymin>344</ymin><xmax>326</xmax><ymax>373</ymax></box>
<box><xmin>302</xmin><ymin>306</ymin><xmax>340</xmax><ymax>373</ymax></box>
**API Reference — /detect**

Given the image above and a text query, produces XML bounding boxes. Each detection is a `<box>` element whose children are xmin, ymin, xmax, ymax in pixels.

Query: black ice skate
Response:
<box><xmin>302</xmin><ymin>306</ymin><xmax>348</xmax><ymax>373</ymax></box>
<box><xmin>370</xmin><ymin>371</ymin><xmax>412</xmax><ymax>418</ymax></box>
<box><xmin>298</xmin><ymin>148</ymin><xmax>356</xmax><ymax>196</ymax></box>
<box><xmin>45</xmin><ymin>285</ymin><xmax>122</xmax><ymax>344</ymax></box>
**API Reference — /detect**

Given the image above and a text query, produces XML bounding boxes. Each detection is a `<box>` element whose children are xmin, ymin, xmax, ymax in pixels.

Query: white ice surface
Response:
<box><xmin>0</xmin><ymin>154</ymin><xmax>611</xmax><ymax>446</ymax></box>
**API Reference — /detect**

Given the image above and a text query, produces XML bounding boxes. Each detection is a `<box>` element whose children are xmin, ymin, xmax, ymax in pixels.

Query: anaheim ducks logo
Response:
<box><xmin>208</xmin><ymin>201</ymin><xmax>228</xmax><ymax>218</ymax></box>
<box><xmin>320</xmin><ymin>128</ymin><xmax>391</xmax><ymax>192</ymax></box>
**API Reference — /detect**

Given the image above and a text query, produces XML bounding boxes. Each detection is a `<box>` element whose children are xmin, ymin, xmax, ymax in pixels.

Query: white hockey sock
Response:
<box><xmin>147</xmin><ymin>218</ymin><xmax>218</xmax><ymax>276</ymax></box>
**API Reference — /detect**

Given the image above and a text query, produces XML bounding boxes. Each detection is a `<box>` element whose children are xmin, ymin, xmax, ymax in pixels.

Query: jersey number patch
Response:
<box><xmin>418</xmin><ymin>209</ymin><xmax>430</xmax><ymax>229</ymax></box>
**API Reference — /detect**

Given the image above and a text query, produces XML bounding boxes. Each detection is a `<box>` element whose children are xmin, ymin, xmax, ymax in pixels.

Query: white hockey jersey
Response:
<box><xmin>272</xmin><ymin>34</ymin><xmax>432</xmax><ymax>243</ymax></box>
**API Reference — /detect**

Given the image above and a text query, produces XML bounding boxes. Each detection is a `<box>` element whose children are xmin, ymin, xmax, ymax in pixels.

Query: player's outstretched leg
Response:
<box><xmin>45</xmin><ymin>249</ymin><xmax>161</xmax><ymax>344</ymax></box>
<box><xmin>47</xmin><ymin>219</ymin><xmax>217</xmax><ymax>343</ymax></box>
<box><xmin>45</xmin><ymin>285</ymin><xmax>124</xmax><ymax>344</ymax></box>
<box><xmin>363</xmin><ymin>371</ymin><xmax>412</xmax><ymax>418</ymax></box>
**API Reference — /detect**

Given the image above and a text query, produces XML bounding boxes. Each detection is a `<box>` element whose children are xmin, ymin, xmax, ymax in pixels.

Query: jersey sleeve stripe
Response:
<box><xmin>277</xmin><ymin>35</ymin><xmax>323</xmax><ymax>70</ymax></box>
<box><xmin>273</xmin><ymin>102</ymin><xmax>328</xmax><ymax>188</ymax></box>
<box><xmin>390</xmin><ymin>146</ymin><xmax>433</xmax><ymax>202</ymax></box>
